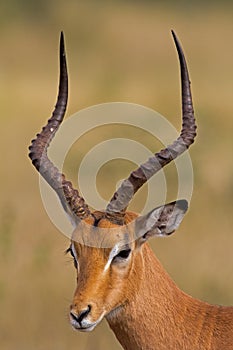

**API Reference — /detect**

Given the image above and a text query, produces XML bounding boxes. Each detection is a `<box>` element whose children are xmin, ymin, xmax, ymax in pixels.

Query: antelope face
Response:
<box><xmin>68</xmin><ymin>212</ymin><xmax>140</xmax><ymax>332</ymax></box>
<box><xmin>68</xmin><ymin>201</ymin><xmax>187</xmax><ymax>331</ymax></box>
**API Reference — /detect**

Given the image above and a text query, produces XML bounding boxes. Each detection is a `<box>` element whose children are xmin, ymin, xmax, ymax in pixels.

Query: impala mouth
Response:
<box><xmin>70</xmin><ymin>312</ymin><xmax>104</xmax><ymax>332</ymax></box>
<box><xmin>73</xmin><ymin>323</ymin><xmax>97</xmax><ymax>332</ymax></box>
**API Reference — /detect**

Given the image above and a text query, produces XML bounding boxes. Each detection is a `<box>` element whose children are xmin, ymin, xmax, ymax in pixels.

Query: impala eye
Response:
<box><xmin>66</xmin><ymin>246</ymin><xmax>78</xmax><ymax>269</ymax></box>
<box><xmin>113</xmin><ymin>249</ymin><xmax>131</xmax><ymax>262</ymax></box>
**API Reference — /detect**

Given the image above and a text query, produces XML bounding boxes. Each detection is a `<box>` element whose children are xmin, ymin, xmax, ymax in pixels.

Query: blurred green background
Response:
<box><xmin>0</xmin><ymin>1</ymin><xmax>232</xmax><ymax>349</ymax></box>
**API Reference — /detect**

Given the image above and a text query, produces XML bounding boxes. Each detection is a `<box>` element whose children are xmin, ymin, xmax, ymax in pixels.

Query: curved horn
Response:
<box><xmin>29</xmin><ymin>32</ymin><xmax>90</xmax><ymax>223</ymax></box>
<box><xmin>106</xmin><ymin>31</ymin><xmax>197</xmax><ymax>217</ymax></box>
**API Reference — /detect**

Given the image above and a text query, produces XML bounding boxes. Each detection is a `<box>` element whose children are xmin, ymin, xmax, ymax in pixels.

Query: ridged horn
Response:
<box><xmin>106</xmin><ymin>30</ymin><xmax>197</xmax><ymax>219</ymax></box>
<box><xmin>29</xmin><ymin>32</ymin><xmax>90</xmax><ymax>223</ymax></box>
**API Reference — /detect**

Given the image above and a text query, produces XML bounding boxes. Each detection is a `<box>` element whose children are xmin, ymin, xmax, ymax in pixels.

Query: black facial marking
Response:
<box><xmin>65</xmin><ymin>245</ymin><xmax>78</xmax><ymax>269</ymax></box>
<box><xmin>91</xmin><ymin>213</ymin><xmax>103</xmax><ymax>227</ymax></box>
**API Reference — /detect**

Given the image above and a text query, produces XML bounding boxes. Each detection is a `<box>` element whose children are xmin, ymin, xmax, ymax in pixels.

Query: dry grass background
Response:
<box><xmin>0</xmin><ymin>1</ymin><xmax>233</xmax><ymax>349</ymax></box>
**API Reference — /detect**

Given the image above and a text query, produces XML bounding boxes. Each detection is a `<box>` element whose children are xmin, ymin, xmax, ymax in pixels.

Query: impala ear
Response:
<box><xmin>135</xmin><ymin>200</ymin><xmax>188</xmax><ymax>244</ymax></box>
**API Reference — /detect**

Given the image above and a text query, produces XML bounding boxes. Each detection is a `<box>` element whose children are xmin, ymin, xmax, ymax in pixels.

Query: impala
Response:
<box><xmin>29</xmin><ymin>32</ymin><xmax>233</xmax><ymax>350</ymax></box>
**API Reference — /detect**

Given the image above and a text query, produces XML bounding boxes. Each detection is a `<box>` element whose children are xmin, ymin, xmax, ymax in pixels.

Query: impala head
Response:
<box><xmin>29</xmin><ymin>31</ymin><xmax>196</xmax><ymax>332</ymax></box>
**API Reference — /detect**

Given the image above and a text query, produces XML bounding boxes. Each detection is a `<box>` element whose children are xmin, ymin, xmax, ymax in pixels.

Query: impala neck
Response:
<box><xmin>106</xmin><ymin>244</ymin><xmax>233</xmax><ymax>350</ymax></box>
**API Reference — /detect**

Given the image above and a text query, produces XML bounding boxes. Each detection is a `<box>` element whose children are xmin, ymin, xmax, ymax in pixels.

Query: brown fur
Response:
<box><xmin>70</xmin><ymin>212</ymin><xmax>233</xmax><ymax>350</ymax></box>
<box><xmin>107</xmin><ymin>244</ymin><xmax>233</xmax><ymax>350</ymax></box>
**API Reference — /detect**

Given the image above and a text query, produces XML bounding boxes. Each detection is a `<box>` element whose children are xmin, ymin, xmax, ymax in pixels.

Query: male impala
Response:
<box><xmin>29</xmin><ymin>32</ymin><xmax>233</xmax><ymax>350</ymax></box>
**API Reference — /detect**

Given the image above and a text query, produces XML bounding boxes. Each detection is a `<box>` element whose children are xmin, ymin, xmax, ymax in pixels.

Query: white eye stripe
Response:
<box><xmin>104</xmin><ymin>244</ymin><xmax>121</xmax><ymax>272</ymax></box>
<box><xmin>71</xmin><ymin>242</ymin><xmax>79</xmax><ymax>264</ymax></box>
<box><xmin>103</xmin><ymin>243</ymin><xmax>130</xmax><ymax>272</ymax></box>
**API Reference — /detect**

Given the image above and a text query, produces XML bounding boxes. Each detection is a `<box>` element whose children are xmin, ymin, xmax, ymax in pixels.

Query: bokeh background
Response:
<box><xmin>0</xmin><ymin>1</ymin><xmax>232</xmax><ymax>349</ymax></box>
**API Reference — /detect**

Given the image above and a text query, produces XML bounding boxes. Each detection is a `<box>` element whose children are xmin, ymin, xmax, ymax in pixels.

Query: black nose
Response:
<box><xmin>70</xmin><ymin>305</ymin><xmax>91</xmax><ymax>324</ymax></box>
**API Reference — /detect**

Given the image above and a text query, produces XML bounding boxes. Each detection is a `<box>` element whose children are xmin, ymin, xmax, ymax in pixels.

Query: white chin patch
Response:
<box><xmin>77</xmin><ymin>324</ymin><xmax>96</xmax><ymax>332</ymax></box>
<box><xmin>70</xmin><ymin>312</ymin><xmax>105</xmax><ymax>332</ymax></box>
<box><xmin>71</xmin><ymin>322</ymin><xmax>97</xmax><ymax>332</ymax></box>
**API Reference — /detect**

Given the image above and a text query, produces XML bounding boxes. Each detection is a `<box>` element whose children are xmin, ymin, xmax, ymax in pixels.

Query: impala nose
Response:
<box><xmin>70</xmin><ymin>305</ymin><xmax>92</xmax><ymax>325</ymax></box>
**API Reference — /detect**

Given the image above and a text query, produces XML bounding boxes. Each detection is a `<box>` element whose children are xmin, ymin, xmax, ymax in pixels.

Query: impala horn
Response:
<box><xmin>28</xmin><ymin>32</ymin><xmax>90</xmax><ymax>223</ymax></box>
<box><xmin>106</xmin><ymin>31</ymin><xmax>197</xmax><ymax>221</ymax></box>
